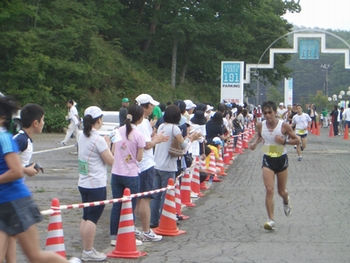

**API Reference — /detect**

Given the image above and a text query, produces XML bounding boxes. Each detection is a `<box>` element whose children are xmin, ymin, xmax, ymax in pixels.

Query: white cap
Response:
<box><xmin>279</xmin><ymin>102</ymin><xmax>284</xmax><ymax>106</ymax></box>
<box><xmin>212</xmin><ymin>137</ymin><xmax>221</xmax><ymax>145</ymax></box>
<box><xmin>84</xmin><ymin>106</ymin><xmax>103</xmax><ymax>119</ymax></box>
<box><xmin>135</xmin><ymin>94</ymin><xmax>159</xmax><ymax>106</ymax></box>
<box><xmin>184</xmin><ymin>100</ymin><xmax>196</xmax><ymax>110</ymax></box>
<box><xmin>258</xmin><ymin>105</ymin><xmax>261</xmax><ymax>107</ymax></box>
<box><xmin>206</xmin><ymin>105</ymin><xmax>214</xmax><ymax>112</ymax></box>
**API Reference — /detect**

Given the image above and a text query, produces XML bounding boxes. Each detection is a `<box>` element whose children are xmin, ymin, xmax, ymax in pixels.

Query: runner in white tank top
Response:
<box><xmin>248</xmin><ymin>101</ymin><xmax>300</xmax><ymax>231</ymax></box>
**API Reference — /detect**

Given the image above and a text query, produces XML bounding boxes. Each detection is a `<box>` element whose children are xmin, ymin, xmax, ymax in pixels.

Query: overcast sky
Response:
<box><xmin>283</xmin><ymin>0</ymin><xmax>350</xmax><ymax>31</ymax></box>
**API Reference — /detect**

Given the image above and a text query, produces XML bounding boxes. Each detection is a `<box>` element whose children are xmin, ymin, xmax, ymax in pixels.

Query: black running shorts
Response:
<box><xmin>262</xmin><ymin>154</ymin><xmax>289</xmax><ymax>174</ymax></box>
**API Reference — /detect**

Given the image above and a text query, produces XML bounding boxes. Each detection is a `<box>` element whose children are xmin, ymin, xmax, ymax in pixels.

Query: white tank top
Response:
<box><xmin>261</xmin><ymin>119</ymin><xmax>287</xmax><ymax>157</ymax></box>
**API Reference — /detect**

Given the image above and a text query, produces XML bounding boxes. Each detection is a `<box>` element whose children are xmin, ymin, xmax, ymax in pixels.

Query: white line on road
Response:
<box><xmin>33</xmin><ymin>145</ymin><xmax>75</xmax><ymax>155</ymax></box>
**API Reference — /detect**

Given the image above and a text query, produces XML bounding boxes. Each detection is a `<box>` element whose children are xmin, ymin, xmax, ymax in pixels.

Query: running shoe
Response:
<box><xmin>81</xmin><ymin>248</ymin><xmax>107</xmax><ymax>261</ymax></box>
<box><xmin>284</xmin><ymin>196</ymin><xmax>292</xmax><ymax>217</ymax></box>
<box><xmin>300</xmin><ymin>146</ymin><xmax>304</xmax><ymax>151</ymax></box>
<box><xmin>293</xmin><ymin>145</ymin><xmax>297</xmax><ymax>149</ymax></box>
<box><xmin>110</xmin><ymin>239</ymin><xmax>143</xmax><ymax>246</ymax></box>
<box><xmin>141</xmin><ymin>229</ymin><xmax>162</xmax><ymax>242</ymax></box>
<box><xmin>69</xmin><ymin>258</ymin><xmax>82</xmax><ymax>263</ymax></box>
<box><xmin>135</xmin><ymin>228</ymin><xmax>142</xmax><ymax>239</ymax></box>
<box><xmin>58</xmin><ymin>141</ymin><xmax>66</xmax><ymax>146</ymax></box>
<box><xmin>298</xmin><ymin>156</ymin><xmax>302</xmax><ymax>161</ymax></box>
<box><xmin>263</xmin><ymin>219</ymin><xmax>275</xmax><ymax>230</ymax></box>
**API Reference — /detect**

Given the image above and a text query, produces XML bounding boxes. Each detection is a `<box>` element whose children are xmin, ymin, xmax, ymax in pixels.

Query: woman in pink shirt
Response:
<box><xmin>110</xmin><ymin>104</ymin><xmax>145</xmax><ymax>245</ymax></box>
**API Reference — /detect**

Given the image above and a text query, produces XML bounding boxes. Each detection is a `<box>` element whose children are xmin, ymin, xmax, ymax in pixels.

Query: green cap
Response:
<box><xmin>122</xmin><ymin>98</ymin><xmax>129</xmax><ymax>103</ymax></box>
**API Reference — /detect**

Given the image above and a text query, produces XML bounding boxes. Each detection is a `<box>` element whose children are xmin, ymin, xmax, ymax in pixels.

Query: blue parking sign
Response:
<box><xmin>299</xmin><ymin>39</ymin><xmax>319</xmax><ymax>60</ymax></box>
<box><xmin>222</xmin><ymin>62</ymin><xmax>241</xmax><ymax>83</ymax></box>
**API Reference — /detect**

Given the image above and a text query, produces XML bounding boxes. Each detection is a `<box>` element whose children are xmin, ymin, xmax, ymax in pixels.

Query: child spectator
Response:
<box><xmin>0</xmin><ymin>98</ymin><xmax>81</xmax><ymax>263</ymax></box>
<box><xmin>6</xmin><ymin>104</ymin><xmax>46</xmax><ymax>263</ymax></box>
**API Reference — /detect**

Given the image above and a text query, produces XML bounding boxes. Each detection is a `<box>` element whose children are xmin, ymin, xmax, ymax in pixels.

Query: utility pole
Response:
<box><xmin>320</xmin><ymin>64</ymin><xmax>331</xmax><ymax>96</ymax></box>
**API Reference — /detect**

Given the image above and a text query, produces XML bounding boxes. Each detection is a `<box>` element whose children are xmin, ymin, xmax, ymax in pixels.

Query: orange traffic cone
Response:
<box><xmin>175</xmin><ymin>183</ymin><xmax>189</xmax><ymax>220</ymax></box>
<box><xmin>329</xmin><ymin>123</ymin><xmax>334</xmax><ymax>137</ymax></box>
<box><xmin>223</xmin><ymin>146</ymin><xmax>231</xmax><ymax>165</ymax></box>
<box><xmin>234</xmin><ymin>133</ymin><xmax>243</xmax><ymax>154</ymax></box>
<box><xmin>153</xmin><ymin>179</ymin><xmax>186</xmax><ymax>236</ymax></box>
<box><xmin>45</xmin><ymin>198</ymin><xmax>66</xmax><ymax>258</ymax></box>
<box><xmin>311</xmin><ymin>121</ymin><xmax>316</xmax><ymax>135</ymax></box>
<box><xmin>343</xmin><ymin>125</ymin><xmax>349</xmax><ymax>140</ymax></box>
<box><xmin>107</xmin><ymin>188</ymin><xmax>147</xmax><ymax>259</ymax></box>
<box><xmin>199</xmin><ymin>158</ymin><xmax>210</xmax><ymax>190</ymax></box>
<box><xmin>227</xmin><ymin>138</ymin><xmax>234</xmax><ymax>163</ymax></box>
<box><xmin>316</xmin><ymin>122</ymin><xmax>320</xmax><ymax>136</ymax></box>
<box><xmin>242</xmin><ymin>132</ymin><xmax>249</xmax><ymax>149</ymax></box>
<box><xmin>180</xmin><ymin>171</ymin><xmax>196</xmax><ymax>207</ymax></box>
<box><xmin>208</xmin><ymin>151</ymin><xmax>222</xmax><ymax>183</ymax></box>
<box><xmin>217</xmin><ymin>148</ymin><xmax>227</xmax><ymax>176</ymax></box>
<box><xmin>191</xmin><ymin>161</ymin><xmax>205</xmax><ymax>197</ymax></box>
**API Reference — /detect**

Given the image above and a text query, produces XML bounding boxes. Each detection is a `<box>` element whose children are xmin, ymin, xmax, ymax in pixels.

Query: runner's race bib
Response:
<box><xmin>78</xmin><ymin>160</ymin><xmax>88</xmax><ymax>175</ymax></box>
<box><xmin>262</xmin><ymin>145</ymin><xmax>284</xmax><ymax>158</ymax></box>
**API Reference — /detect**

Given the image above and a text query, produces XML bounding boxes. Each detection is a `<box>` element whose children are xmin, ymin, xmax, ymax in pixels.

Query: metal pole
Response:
<box><xmin>325</xmin><ymin>67</ymin><xmax>329</xmax><ymax>97</ymax></box>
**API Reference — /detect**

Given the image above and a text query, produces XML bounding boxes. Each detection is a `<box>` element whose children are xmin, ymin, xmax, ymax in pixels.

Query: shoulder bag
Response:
<box><xmin>168</xmin><ymin>125</ymin><xmax>184</xmax><ymax>157</ymax></box>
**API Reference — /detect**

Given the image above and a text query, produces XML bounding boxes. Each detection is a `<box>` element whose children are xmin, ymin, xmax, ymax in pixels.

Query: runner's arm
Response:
<box><xmin>249</xmin><ymin>123</ymin><xmax>263</xmax><ymax>150</ymax></box>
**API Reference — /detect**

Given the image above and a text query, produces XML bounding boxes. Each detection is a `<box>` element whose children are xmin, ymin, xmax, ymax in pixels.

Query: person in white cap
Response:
<box><xmin>277</xmin><ymin>102</ymin><xmax>288</xmax><ymax>120</ymax></box>
<box><xmin>134</xmin><ymin>94</ymin><xmax>168</xmax><ymax>241</ymax></box>
<box><xmin>184</xmin><ymin>100</ymin><xmax>196</xmax><ymax>122</ymax></box>
<box><xmin>205</xmin><ymin>105</ymin><xmax>214</xmax><ymax>121</ymax></box>
<box><xmin>78</xmin><ymin>106</ymin><xmax>114</xmax><ymax>261</ymax></box>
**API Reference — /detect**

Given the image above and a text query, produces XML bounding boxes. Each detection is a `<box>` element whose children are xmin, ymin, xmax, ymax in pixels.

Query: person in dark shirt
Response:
<box><xmin>119</xmin><ymin>97</ymin><xmax>129</xmax><ymax>126</ymax></box>
<box><xmin>205</xmin><ymin>112</ymin><xmax>227</xmax><ymax>144</ymax></box>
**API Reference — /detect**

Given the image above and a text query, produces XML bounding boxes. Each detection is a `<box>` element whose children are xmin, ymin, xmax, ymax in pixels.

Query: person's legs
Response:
<box><xmin>137</xmin><ymin>198</ymin><xmax>151</xmax><ymax>232</ymax></box>
<box><xmin>73</xmin><ymin>125</ymin><xmax>80</xmax><ymax>144</ymax></box>
<box><xmin>62</xmin><ymin>121</ymin><xmax>75</xmax><ymax>144</ymax></box>
<box><xmin>137</xmin><ymin>167</ymin><xmax>154</xmax><ymax>232</ymax></box>
<box><xmin>110</xmin><ymin>175</ymin><xmax>124</xmax><ymax>241</ymax></box>
<box><xmin>80</xmin><ymin>220</ymin><xmax>96</xmax><ymax>251</ymax></box>
<box><xmin>159</xmin><ymin>171</ymin><xmax>176</xmax><ymax>215</ymax></box>
<box><xmin>276</xmin><ymin>170</ymin><xmax>289</xmax><ymax>203</ymax></box>
<box><xmin>5</xmin><ymin>236</ymin><xmax>16</xmax><ymax>263</ymax></box>
<box><xmin>296</xmin><ymin>135</ymin><xmax>301</xmax><ymax>157</ymax></box>
<box><xmin>301</xmin><ymin>135</ymin><xmax>307</xmax><ymax>149</ymax></box>
<box><xmin>150</xmin><ymin>169</ymin><xmax>161</xmax><ymax>227</ymax></box>
<box><xmin>0</xmin><ymin>231</ymin><xmax>10</xmax><ymax>262</ymax></box>
<box><xmin>17</xmin><ymin>224</ymin><xmax>69</xmax><ymax>263</ymax></box>
<box><xmin>262</xmin><ymin>167</ymin><xmax>275</xmax><ymax>220</ymax></box>
<box><xmin>334</xmin><ymin>121</ymin><xmax>338</xmax><ymax>135</ymax></box>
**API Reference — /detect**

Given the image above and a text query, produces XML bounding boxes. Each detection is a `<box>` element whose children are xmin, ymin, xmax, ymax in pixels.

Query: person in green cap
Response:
<box><xmin>119</xmin><ymin>98</ymin><xmax>129</xmax><ymax>126</ymax></box>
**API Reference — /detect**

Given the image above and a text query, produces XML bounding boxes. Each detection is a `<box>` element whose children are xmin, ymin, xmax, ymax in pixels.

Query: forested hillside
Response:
<box><xmin>3</xmin><ymin>1</ymin><xmax>349</xmax><ymax>131</ymax></box>
<box><xmin>0</xmin><ymin>1</ymin><xmax>300</xmax><ymax>109</ymax></box>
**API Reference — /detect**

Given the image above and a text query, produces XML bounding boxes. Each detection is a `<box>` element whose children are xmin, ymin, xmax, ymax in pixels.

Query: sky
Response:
<box><xmin>283</xmin><ymin>0</ymin><xmax>350</xmax><ymax>31</ymax></box>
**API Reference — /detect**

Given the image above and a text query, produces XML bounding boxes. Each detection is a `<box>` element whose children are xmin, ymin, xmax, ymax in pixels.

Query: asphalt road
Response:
<box><xmin>18</xmin><ymin>129</ymin><xmax>350</xmax><ymax>263</ymax></box>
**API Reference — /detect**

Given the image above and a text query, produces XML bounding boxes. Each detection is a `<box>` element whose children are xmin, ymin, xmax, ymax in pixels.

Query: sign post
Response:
<box><xmin>221</xmin><ymin>61</ymin><xmax>244</xmax><ymax>104</ymax></box>
<box><xmin>284</xmin><ymin>78</ymin><xmax>293</xmax><ymax>106</ymax></box>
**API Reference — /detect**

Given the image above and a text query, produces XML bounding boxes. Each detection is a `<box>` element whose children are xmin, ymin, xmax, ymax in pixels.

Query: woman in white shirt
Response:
<box><xmin>78</xmin><ymin>106</ymin><xmax>114</xmax><ymax>262</ymax></box>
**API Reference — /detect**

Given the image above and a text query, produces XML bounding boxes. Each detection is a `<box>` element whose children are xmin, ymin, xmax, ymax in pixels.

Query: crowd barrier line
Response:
<box><xmin>39</xmin><ymin>165</ymin><xmax>197</xmax><ymax>216</ymax></box>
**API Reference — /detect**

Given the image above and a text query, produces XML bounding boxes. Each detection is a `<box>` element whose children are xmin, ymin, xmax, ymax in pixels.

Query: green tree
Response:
<box><xmin>266</xmin><ymin>86</ymin><xmax>284</xmax><ymax>103</ymax></box>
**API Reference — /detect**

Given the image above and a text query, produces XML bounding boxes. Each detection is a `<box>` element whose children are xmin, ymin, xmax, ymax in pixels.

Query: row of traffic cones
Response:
<box><xmin>44</xmin><ymin>128</ymin><xmax>242</xmax><ymax>259</ymax></box>
<box><xmin>328</xmin><ymin>122</ymin><xmax>349</xmax><ymax>140</ymax></box>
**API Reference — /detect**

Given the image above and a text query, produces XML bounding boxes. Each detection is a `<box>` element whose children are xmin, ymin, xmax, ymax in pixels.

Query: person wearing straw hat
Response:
<box><xmin>249</xmin><ymin>100</ymin><xmax>299</xmax><ymax>231</ymax></box>
<box><xmin>78</xmin><ymin>106</ymin><xmax>114</xmax><ymax>261</ymax></box>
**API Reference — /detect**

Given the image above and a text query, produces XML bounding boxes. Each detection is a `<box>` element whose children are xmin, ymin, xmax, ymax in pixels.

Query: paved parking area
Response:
<box><xmin>20</xmin><ymin>129</ymin><xmax>350</xmax><ymax>263</ymax></box>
